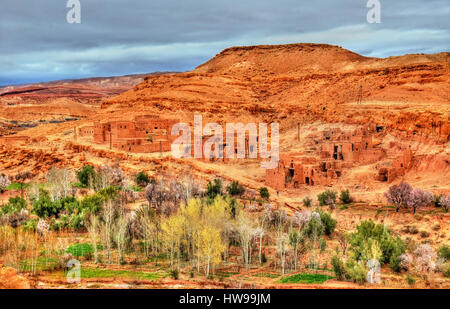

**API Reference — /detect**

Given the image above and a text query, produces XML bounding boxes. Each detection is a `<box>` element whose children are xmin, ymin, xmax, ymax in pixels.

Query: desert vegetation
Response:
<box><xmin>0</xmin><ymin>166</ymin><xmax>448</xmax><ymax>289</ymax></box>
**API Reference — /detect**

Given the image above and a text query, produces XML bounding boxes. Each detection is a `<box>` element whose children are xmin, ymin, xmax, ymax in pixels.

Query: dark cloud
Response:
<box><xmin>1</xmin><ymin>0</ymin><xmax>449</xmax><ymax>85</ymax></box>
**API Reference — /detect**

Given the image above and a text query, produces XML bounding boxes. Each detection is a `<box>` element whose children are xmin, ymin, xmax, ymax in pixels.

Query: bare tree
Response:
<box><xmin>407</xmin><ymin>189</ymin><xmax>433</xmax><ymax>214</ymax></box>
<box><xmin>114</xmin><ymin>214</ymin><xmax>130</xmax><ymax>265</ymax></box>
<box><xmin>46</xmin><ymin>167</ymin><xmax>74</xmax><ymax>201</ymax></box>
<box><xmin>101</xmin><ymin>199</ymin><xmax>117</xmax><ymax>264</ymax></box>
<box><xmin>86</xmin><ymin>214</ymin><xmax>100</xmax><ymax>263</ymax></box>
<box><xmin>0</xmin><ymin>174</ymin><xmax>11</xmax><ymax>195</ymax></box>
<box><xmin>276</xmin><ymin>233</ymin><xmax>289</xmax><ymax>275</ymax></box>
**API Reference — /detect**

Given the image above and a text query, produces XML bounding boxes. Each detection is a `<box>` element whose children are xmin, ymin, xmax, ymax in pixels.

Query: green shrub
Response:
<box><xmin>303</xmin><ymin>197</ymin><xmax>312</xmax><ymax>207</ymax></box>
<box><xmin>33</xmin><ymin>190</ymin><xmax>63</xmax><ymax>218</ymax></box>
<box><xmin>345</xmin><ymin>259</ymin><xmax>367</xmax><ymax>284</ymax></box>
<box><xmin>438</xmin><ymin>245</ymin><xmax>450</xmax><ymax>262</ymax></box>
<box><xmin>259</xmin><ymin>187</ymin><xmax>270</xmax><ymax>200</ymax></box>
<box><xmin>23</xmin><ymin>219</ymin><xmax>38</xmax><ymax>232</ymax></box>
<box><xmin>80</xmin><ymin>194</ymin><xmax>104</xmax><ymax>214</ymax></box>
<box><xmin>318</xmin><ymin>210</ymin><xmax>337</xmax><ymax>235</ymax></box>
<box><xmin>206</xmin><ymin>179</ymin><xmax>222</xmax><ymax>199</ymax></box>
<box><xmin>433</xmin><ymin>194</ymin><xmax>443</xmax><ymax>207</ymax></box>
<box><xmin>76</xmin><ymin>165</ymin><xmax>96</xmax><ymax>188</ymax></box>
<box><xmin>58</xmin><ymin>196</ymin><xmax>80</xmax><ymax>214</ymax></box>
<box><xmin>0</xmin><ymin>197</ymin><xmax>27</xmax><ymax>215</ymax></box>
<box><xmin>420</xmin><ymin>230</ymin><xmax>430</xmax><ymax>238</ymax></box>
<box><xmin>406</xmin><ymin>274</ymin><xmax>416</xmax><ymax>286</ymax></box>
<box><xmin>226</xmin><ymin>181</ymin><xmax>244</xmax><ymax>196</ymax></box>
<box><xmin>331</xmin><ymin>255</ymin><xmax>347</xmax><ymax>280</ymax></box>
<box><xmin>135</xmin><ymin>172</ymin><xmax>150</xmax><ymax>187</ymax></box>
<box><xmin>317</xmin><ymin>190</ymin><xmax>337</xmax><ymax>206</ymax></box>
<box><xmin>339</xmin><ymin>189</ymin><xmax>353</xmax><ymax>204</ymax></box>
<box><xmin>170</xmin><ymin>269</ymin><xmax>179</xmax><ymax>280</ymax></box>
<box><xmin>443</xmin><ymin>264</ymin><xmax>450</xmax><ymax>278</ymax></box>
<box><xmin>349</xmin><ymin>220</ymin><xmax>405</xmax><ymax>271</ymax></box>
<box><xmin>304</xmin><ymin>215</ymin><xmax>324</xmax><ymax>237</ymax></box>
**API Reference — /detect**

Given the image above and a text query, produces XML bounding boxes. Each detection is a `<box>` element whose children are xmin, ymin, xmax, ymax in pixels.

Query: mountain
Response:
<box><xmin>102</xmin><ymin>43</ymin><xmax>449</xmax><ymax>141</ymax></box>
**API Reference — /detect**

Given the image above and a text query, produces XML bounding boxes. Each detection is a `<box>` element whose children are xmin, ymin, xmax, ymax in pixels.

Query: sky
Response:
<box><xmin>1</xmin><ymin>0</ymin><xmax>449</xmax><ymax>86</ymax></box>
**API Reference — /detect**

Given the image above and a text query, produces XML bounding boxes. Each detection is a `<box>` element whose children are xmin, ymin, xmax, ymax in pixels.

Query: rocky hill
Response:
<box><xmin>103</xmin><ymin>43</ymin><xmax>449</xmax><ymax>141</ymax></box>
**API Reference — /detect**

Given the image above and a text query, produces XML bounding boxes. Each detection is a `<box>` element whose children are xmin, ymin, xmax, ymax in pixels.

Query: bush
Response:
<box><xmin>406</xmin><ymin>274</ymin><xmax>416</xmax><ymax>286</ymax></box>
<box><xmin>23</xmin><ymin>219</ymin><xmax>38</xmax><ymax>232</ymax></box>
<box><xmin>345</xmin><ymin>259</ymin><xmax>367</xmax><ymax>284</ymax></box>
<box><xmin>76</xmin><ymin>165</ymin><xmax>96</xmax><ymax>188</ymax></box>
<box><xmin>33</xmin><ymin>190</ymin><xmax>63</xmax><ymax>218</ymax></box>
<box><xmin>0</xmin><ymin>197</ymin><xmax>27</xmax><ymax>215</ymax></box>
<box><xmin>331</xmin><ymin>255</ymin><xmax>347</xmax><ymax>280</ymax></box>
<box><xmin>304</xmin><ymin>214</ymin><xmax>324</xmax><ymax>237</ymax></box>
<box><xmin>58</xmin><ymin>196</ymin><xmax>80</xmax><ymax>214</ymax></box>
<box><xmin>135</xmin><ymin>172</ymin><xmax>150</xmax><ymax>187</ymax></box>
<box><xmin>443</xmin><ymin>264</ymin><xmax>450</xmax><ymax>278</ymax></box>
<box><xmin>339</xmin><ymin>189</ymin><xmax>353</xmax><ymax>204</ymax></box>
<box><xmin>206</xmin><ymin>179</ymin><xmax>222</xmax><ymax>199</ymax></box>
<box><xmin>318</xmin><ymin>210</ymin><xmax>337</xmax><ymax>235</ymax></box>
<box><xmin>349</xmin><ymin>220</ymin><xmax>405</xmax><ymax>271</ymax></box>
<box><xmin>226</xmin><ymin>181</ymin><xmax>244</xmax><ymax>196</ymax></box>
<box><xmin>303</xmin><ymin>197</ymin><xmax>312</xmax><ymax>207</ymax></box>
<box><xmin>438</xmin><ymin>245</ymin><xmax>450</xmax><ymax>262</ymax></box>
<box><xmin>259</xmin><ymin>187</ymin><xmax>270</xmax><ymax>200</ymax></box>
<box><xmin>433</xmin><ymin>194</ymin><xmax>443</xmax><ymax>207</ymax></box>
<box><xmin>420</xmin><ymin>230</ymin><xmax>430</xmax><ymax>238</ymax></box>
<box><xmin>317</xmin><ymin>190</ymin><xmax>337</xmax><ymax>206</ymax></box>
<box><xmin>170</xmin><ymin>269</ymin><xmax>179</xmax><ymax>280</ymax></box>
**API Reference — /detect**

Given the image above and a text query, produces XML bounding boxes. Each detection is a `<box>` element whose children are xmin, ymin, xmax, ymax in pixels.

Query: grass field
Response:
<box><xmin>279</xmin><ymin>273</ymin><xmax>333</xmax><ymax>284</ymax></box>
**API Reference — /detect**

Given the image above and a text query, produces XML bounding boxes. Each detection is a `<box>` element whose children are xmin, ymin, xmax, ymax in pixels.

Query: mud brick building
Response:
<box><xmin>93</xmin><ymin>115</ymin><xmax>178</xmax><ymax>153</ymax></box>
<box><xmin>78</xmin><ymin>126</ymin><xmax>94</xmax><ymax>137</ymax></box>
<box><xmin>376</xmin><ymin>149</ymin><xmax>413</xmax><ymax>183</ymax></box>
<box><xmin>266</xmin><ymin>125</ymin><xmax>386</xmax><ymax>191</ymax></box>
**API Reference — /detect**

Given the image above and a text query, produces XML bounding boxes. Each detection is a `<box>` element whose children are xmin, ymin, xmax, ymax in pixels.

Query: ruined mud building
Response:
<box><xmin>265</xmin><ymin>124</ymin><xmax>404</xmax><ymax>191</ymax></box>
<box><xmin>91</xmin><ymin>115</ymin><xmax>178</xmax><ymax>153</ymax></box>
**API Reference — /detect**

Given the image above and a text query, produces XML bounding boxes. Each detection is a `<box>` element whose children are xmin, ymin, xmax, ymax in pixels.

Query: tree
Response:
<box><xmin>237</xmin><ymin>213</ymin><xmax>254</xmax><ymax>270</ymax></box>
<box><xmin>226</xmin><ymin>181</ymin><xmax>244</xmax><ymax>196</ymax></box>
<box><xmin>101</xmin><ymin>199</ymin><xmax>118</xmax><ymax>264</ymax></box>
<box><xmin>76</xmin><ymin>165</ymin><xmax>96</xmax><ymax>188</ymax></box>
<box><xmin>289</xmin><ymin>229</ymin><xmax>304</xmax><ymax>271</ymax></box>
<box><xmin>114</xmin><ymin>214</ymin><xmax>130</xmax><ymax>265</ymax></box>
<box><xmin>135</xmin><ymin>172</ymin><xmax>150</xmax><ymax>187</ymax></box>
<box><xmin>95</xmin><ymin>164</ymin><xmax>125</xmax><ymax>190</ymax></box>
<box><xmin>199</xmin><ymin>225</ymin><xmax>225</xmax><ymax>277</ymax></box>
<box><xmin>400</xmin><ymin>244</ymin><xmax>437</xmax><ymax>279</ymax></box>
<box><xmin>32</xmin><ymin>189</ymin><xmax>63</xmax><ymax>218</ymax></box>
<box><xmin>339</xmin><ymin>189</ymin><xmax>353</xmax><ymax>204</ymax></box>
<box><xmin>46</xmin><ymin>167</ymin><xmax>74</xmax><ymax>201</ymax></box>
<box><xmin>259</xmin><ymin>187</ymin><xmax>270</xmax><ymax>200</ymax></box>
<box><xmin>276</xmin><ymin>233</ymin><xmax>289</xmax><ymax>275</ymax></box>
<box><xmin>15</xmin><ymin>171</ymin><xmax>32</xmax><ymax>198</ymax></box>
<box><xmin>439</xmin><ymin>195</ymin><xmax>450</xmax><ymax>212</ymax></box>
<box><xmin>161</xmin><ymin>213</ymin><xmax>184</xmax><ymax>269</ymax></box>
<box><xmin>0</xmin><ymin>174</ymin><xmax>11</xmax><ymax>195</ymax></box>
<box><xmin>407</xmin><ymin>189</ymin><xmax>433</xmax><ymax>214</ymax></box>
<box><xmin>206</xmin><ymin>178</ymin><xmax>222</xmax><ymax>200</ymax></box>
<box><xmin>86</xmin><ymin>214</ymin><xmax>100</xmax><ymax>263</ymax></box>
<box><xmin>384</xmin><ymin>182</ymin><xmax>412</xmax><ymax>212</ymax></box>
<box><xmin>302</xmin><ymin>196</ymin><xmax>312</xmax><ymax>207</ymax></box>
<box><xmin>317</xmin><ymin>190</ymin><xmax>336</xmax><ymax>206</ymax></box>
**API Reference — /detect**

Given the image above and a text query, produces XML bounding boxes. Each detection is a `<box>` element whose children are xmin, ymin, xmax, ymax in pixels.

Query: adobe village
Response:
<box><xmin>0</xmin><ymin>43</ymin><xmax>449</xmax><ymax>289</ymax></box>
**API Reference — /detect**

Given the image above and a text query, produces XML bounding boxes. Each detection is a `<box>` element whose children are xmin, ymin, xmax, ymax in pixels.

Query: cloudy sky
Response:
<box><xmin>1</xmin><ymin>0</ymin><xmax>449</xmax><ymax>85</ymax></box>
